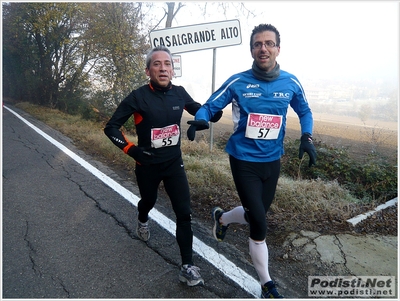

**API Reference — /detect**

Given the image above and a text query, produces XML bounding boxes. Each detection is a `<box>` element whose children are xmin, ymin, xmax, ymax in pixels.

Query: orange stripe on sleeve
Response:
<box><xmin>133</xmin><ymin>112</ymin><xmax>143</xmax><ymax>125</ymax></box>
<box><xmin>121</xmin><ymin>132</ymin><xmax>135</xmax><ymax>154</ymax></box>
<box><xmin>123</xmin><ymin>142</ymin><xmax>135</xmax><ymax>154</ymax></box>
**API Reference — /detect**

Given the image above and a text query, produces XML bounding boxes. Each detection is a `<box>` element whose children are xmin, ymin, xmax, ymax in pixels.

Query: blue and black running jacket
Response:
<box><xmin>194</xmin><ymin>69</ymin><xmax>313</xmax><ymax>163</ymax></box>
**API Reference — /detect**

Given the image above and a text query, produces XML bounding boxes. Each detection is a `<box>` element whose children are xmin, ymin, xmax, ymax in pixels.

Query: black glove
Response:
<box><xmin>210</xmin><ymin>110</ymin><xmax>223</xmax><ymax>123</ymax></box>
<box><xmin>187</xmin><ymin>120</ymin><xmax>209</xmax><ymax>141</ymax></box>
<box><xmin>299</xmin><ymin>133</ymin><xmax>317</xmax><ymax>167</ymax></box>
<box><xmin>127</xmin><ymin>146</ymin><xmax>153</xmax><ymax>164</ymax></box>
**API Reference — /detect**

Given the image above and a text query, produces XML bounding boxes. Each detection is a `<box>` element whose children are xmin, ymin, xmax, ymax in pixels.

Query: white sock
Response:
<box><xmin>249</xmin><ymin>237</ymin><xmax>271</xmax><ymax>285</ymax></box>
<box><xmin>220</xmin><ymin>206</ymin><xmax>248</xmax><ymax>225</ymax></box>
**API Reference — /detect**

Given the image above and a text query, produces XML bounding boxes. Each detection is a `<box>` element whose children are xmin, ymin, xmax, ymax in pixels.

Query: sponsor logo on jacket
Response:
<box><xmin>246</xmin><ymin>83</ymin><xmax>260</xmax><ymax>89</ymax></box>
<box><xmin>273</xmin><ymin>92</ymin><xmax>290</xmax><ymax>99</ymax></box>
<box><xmin>242</xmin><ymin>92</ymin><xmax>262</xmax><ymax>98</ymax></box>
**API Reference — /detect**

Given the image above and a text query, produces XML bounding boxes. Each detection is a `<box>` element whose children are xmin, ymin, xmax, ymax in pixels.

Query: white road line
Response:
<box><xmin>347</xmin><ymin>197</ymin><xmax>398</xmax><ymax>226</ymax></box>
<box><xmin>4</xmin><ymin>105</ymin><xmax>261</xmax><ymax>298</ymax></box>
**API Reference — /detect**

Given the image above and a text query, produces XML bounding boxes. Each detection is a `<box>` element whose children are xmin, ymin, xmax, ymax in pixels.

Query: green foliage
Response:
<box><xmin>2</xmin><ymin>3</ymin><xmax>41</xmax><ymax>101</ymax></box>
<box><xmin>281</xmin><ymin>138</ymin><xmax>397</xmax><ymax>203</ymax></box>
<box><xmin>2</xmin><ymin>2</ymin><xmax>148</xmax><ymax>115</ymax></box>
<box><xmin>360</xmin><ymin>155</ymin><xmax>398</xmax><ymax>201</ymax></box>
<box><xmin>3</xmin><ymin>2</ymin><xmax>88</xmax><ymax>106</ymax></box>
<box><xmin>83</xmin><ymin>2</ymin><xmax>149</xmax><ymax>108</ymax></box>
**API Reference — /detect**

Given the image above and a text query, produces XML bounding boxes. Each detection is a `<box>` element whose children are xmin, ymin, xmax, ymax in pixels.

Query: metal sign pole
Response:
<box><xmin>210</xmin><ymin>48</ymin><xmax>217</xmax><ymax>151</ymax></box>
<box><xmin>149</xmin><ymin>20</ymin><xmax>242</xmax><ymax>152</ymax></box>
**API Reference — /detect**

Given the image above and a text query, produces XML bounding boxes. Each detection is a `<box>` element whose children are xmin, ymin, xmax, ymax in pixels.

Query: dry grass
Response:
<box><xmin>273</xmin><ymin>177</ymin><xmax>359</xmax><ymax>220</ymax></box>
<box><xmin>14</xmin><ymin>102</ymin><xmax>392</xmax><ymax>235</ymax></box>
<box><xmin>16</xmin><ymin>102</ymin><xmax>137</xmax><ymax>173</ymax></box>
<box><xmin>181</xmin><ymin>137</ymin><xmax>362</xmax><ymax>222</ymax></box>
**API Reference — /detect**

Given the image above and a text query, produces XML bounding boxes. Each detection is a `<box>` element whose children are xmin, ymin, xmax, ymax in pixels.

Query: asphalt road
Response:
<box><xmin>2</xmin><ymin>104</ymin><xmax>264</xmax><ymax>298</ymax></box>
<box><xmin>3</xmin><ymin>104</ymin><xmax>397</xmax><ymax>299</ymax></box>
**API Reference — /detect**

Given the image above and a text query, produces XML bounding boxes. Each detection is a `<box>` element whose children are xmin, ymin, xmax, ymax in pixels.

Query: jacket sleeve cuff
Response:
<box><xmin>123</xmin><ymin>142</ymin><xmax>135</xmax><ymax>154</ymax></box>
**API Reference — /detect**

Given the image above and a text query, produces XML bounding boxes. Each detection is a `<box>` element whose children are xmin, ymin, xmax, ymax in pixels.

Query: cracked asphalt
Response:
<box><xmin>2</xmin><ymin>105</ymin><xmax>258</xmax><ymax>298</ymax></box>
<box><xmin>282</xmin><ymin>230</ymin><xmax>397</xmax><ymax>276</ymax></box>
<box><xmin>2</xmin><ymin>104</ymin><xmax>397</xmax><ymax>298</ymax></box>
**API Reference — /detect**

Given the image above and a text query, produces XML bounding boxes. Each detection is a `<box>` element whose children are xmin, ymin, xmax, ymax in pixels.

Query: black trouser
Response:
<box><xmin>229</xmin><ymin>155</ymin><xmax>281</xmax><ymax>241</ymax></box>
<box><xmin>135</xmin><ymin>156</ymin><xmax>193</xmax><ymax>265</ymax></box>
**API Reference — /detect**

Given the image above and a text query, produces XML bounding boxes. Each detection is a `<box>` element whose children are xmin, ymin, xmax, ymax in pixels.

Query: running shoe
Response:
<box><xmin>211</xmin><ymin>207</ymin><xmax>229</xmax><ymax>241</ymax></box>
<box><xmin>261</xmin><ymin>280</ymin><xmax>284</xmax><ymax>298</ymax></box>
<box><xmin>136</xmin><ymin>220</ymin><xmax>150</xmax><ymax>242</ymax></box>
<box><xmin>178</xmin><ymin>264</ymin><xmax>204</xmax><ymax>286</ymax></box>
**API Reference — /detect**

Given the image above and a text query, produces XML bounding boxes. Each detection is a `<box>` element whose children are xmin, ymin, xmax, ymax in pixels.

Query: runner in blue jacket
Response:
<box><xmin>187</xmin><ymin>23</ymin><xmax>317</xmax><ymax>298</ymax></box>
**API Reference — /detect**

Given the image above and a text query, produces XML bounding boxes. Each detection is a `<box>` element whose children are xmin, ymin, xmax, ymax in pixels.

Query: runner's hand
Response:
<box><xmin>127</xmin><ymin>146</ymin><xmax>153</xmax><ymax>164</ymax></box>
<box><xmin>210</xmin><ymin>110</ymin><xmax>223</xmax><ymax>123</ymax></box>
<box><xmin>299</xmin><ymin>133</ymin><xmax>317</xmax><ymax>167</ymax></box>
<box><xmin>187</xmin><ymin>120</ymin><xmax>209</xmax><ymax>141</ymax></box>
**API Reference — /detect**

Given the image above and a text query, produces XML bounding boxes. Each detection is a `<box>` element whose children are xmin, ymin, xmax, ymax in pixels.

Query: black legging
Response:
<box><xmin>135</xmin><ymin>156</ymin><xmax>193</xmax><ymax>265</ymax></box>
<box><xmin>229</xmin><ymin>155</ymin><xmax>281</xmax><ymax>241</ymax></box>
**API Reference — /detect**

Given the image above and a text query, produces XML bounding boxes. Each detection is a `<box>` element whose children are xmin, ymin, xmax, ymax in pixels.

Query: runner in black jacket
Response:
<box><xmin>104</xmin><ymin>45</ymin><xmax>221</xmax><ymax>287</ymax></box>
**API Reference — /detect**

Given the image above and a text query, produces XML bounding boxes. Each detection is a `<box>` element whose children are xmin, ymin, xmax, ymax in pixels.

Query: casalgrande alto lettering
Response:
<box><xmin>153</xmin><ymin>27</ymin><xmax>240</xmax><ymax>47</ymax></box>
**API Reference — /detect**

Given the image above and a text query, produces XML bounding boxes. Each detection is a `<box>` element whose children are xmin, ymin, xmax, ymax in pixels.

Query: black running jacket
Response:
<box><xmin>104</xmin><ymin>83</ymin><xmax>201</xmax><ymax>165</ymax></box>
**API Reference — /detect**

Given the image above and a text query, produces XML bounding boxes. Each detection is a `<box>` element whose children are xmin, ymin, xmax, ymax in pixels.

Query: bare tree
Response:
<box><xmin>150</xmin><ymin>2</ymin><xmax>256</xmax><ymax>30</ymax></box>
<box><xmin>165</xmin><ymin>2</ymin><xmax>185</xmax><ymax>27</ymax></box>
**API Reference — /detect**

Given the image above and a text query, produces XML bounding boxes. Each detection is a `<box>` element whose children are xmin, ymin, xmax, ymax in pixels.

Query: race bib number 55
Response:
<box><xmin>151</xmin><ymin>124</ymin><xmax>180</xmax><ymax>148</ymax></box>
<box><xmin>245</xmin><ymin>113</ymin><xmax>282</xmax><ymax>140</ymax></box>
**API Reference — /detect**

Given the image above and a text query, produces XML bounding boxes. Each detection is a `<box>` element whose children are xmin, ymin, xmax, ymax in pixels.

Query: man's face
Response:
<box><xmin>251</xmin><ymin>31</ymin><xmax>280</xmax><ymax>72</ymax></box>
<box><xmin>145</xmin><ymin>51</ymin><xmax>174</xmax><ymax>87</ymax></box>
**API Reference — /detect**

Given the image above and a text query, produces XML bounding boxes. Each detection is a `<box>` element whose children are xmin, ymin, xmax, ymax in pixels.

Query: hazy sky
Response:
<box><xmin>147</xmin><ymin>1</ymin><xmax>398</xmax><ymax>102</ymax></box>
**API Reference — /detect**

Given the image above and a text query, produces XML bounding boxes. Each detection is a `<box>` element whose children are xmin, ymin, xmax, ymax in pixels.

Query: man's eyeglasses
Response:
<box><xmin>252</xmin><ymin>41</ymin><xmax>277</xmax><ymax>49</ymax></box>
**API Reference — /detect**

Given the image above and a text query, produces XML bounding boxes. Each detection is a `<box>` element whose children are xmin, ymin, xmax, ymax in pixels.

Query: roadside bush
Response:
<box><xmin>281</xmin><ymin>138</ymin><xmax>397</xmax><ymax>203</ymax></box>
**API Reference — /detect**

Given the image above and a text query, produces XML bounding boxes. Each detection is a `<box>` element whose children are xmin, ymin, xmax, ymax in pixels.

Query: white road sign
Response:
<box><xmin>150</xmin><ymin>19</ymin><xmax>241</xmax><ymax>54</ymax></box>
<box><xmin>172</xmin><ymin>55</ymin><xmax>181</xmax><ymax>77</ymax></box>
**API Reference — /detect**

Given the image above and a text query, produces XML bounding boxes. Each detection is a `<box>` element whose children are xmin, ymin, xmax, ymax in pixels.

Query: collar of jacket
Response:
<box><xmin>149</xmin><ymin>80</ymin><xmax>172</xmax><ymax>92</ymax></box>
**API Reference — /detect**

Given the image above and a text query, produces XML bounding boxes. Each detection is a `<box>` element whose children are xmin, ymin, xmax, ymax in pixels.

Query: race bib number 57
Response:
<box><xmin>151</xmin><ymin>124</ymin><xmax>180</xmax><ymax>148</ymax></box>
<box><xmin>245</xmin><ymin>113</ymin><xmax>282</xmax><ymax>140</ymax></box>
